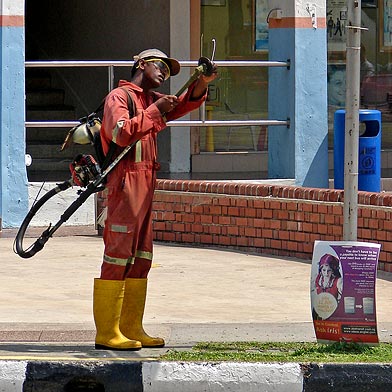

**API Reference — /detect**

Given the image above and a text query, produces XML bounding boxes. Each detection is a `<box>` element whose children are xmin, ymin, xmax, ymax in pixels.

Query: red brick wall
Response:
<box><xmin>153</xmin><ymin>179</ymin><xmax>392</xmax><ymax>272</ymax></box>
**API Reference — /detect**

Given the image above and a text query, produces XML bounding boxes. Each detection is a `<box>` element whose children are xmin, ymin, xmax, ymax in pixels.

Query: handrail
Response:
<box><xmin>25</xmin><ymin>59</ymin><xmax>290</xmax><ymax>130</ymax></box>
<box><xmin>25</xmin><ymin>60</ymin><xmax>289</xmax><ymax>68</ymax></box>
<box><xmin>25</xmin><ymin>119</ymin><xmax>289</xmax><ymax>128</ymax></box>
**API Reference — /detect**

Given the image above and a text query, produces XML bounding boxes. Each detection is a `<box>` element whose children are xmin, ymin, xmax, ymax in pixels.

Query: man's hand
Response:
<box><xmin>155</xmin><ymin>95</ymin><xmax>179</xmax><ymax>114</ymax></box>
<box><xmin>191</xmin><ymin>61</ymin><xmax>218</xmax><ymax>99</ymax></box>
<box><xmin>199</xmin><ymin>69</ymin><xmax>218</xmax><ymax>84</ymax></box>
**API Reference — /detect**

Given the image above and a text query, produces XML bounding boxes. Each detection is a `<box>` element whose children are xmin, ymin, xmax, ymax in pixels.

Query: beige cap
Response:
<box><xmin>133</xmin><ymin>48</ymin><xmax>180</xmax><ymax>76</ymax></box>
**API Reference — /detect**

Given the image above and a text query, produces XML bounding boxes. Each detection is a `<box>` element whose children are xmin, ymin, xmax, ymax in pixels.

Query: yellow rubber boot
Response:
<box><xmin>93</xmin><ymin>278</ymin><xmax>142</xmax><ymax>351</ymax></box>
<box><xmin>120</xmin><ymin>278</ymin><xmax>165</xmax><ymax>348</ymax></box>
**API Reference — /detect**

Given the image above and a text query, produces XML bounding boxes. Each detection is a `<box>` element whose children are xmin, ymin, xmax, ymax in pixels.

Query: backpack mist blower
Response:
<box><xmin>14</xmin><ymin>55</ymin><xmax>216</xmax><ymax>259</ymax></box>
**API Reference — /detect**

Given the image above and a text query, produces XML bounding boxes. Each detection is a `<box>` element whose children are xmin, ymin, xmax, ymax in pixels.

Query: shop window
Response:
<box><xmin>327</xmin><ymin>1</ymin><xmax>392</xmax><ymax>150</ymax></box>
<box><xmin>200</xmin><ymin>0</ymin><xmax>269</xmax><ymax>152</ymax></box>
<box><xmin>200</xmin><ymin>1</ymin><xmax>392</xmax><ymax>153</ymax></box>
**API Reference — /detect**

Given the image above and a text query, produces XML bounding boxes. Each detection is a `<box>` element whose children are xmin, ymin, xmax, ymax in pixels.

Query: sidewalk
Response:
<box><xmin>1</xmin><ymin>227</ymin><xmax>392</xmax><ymax>359</ymax></box>
<box><xmin>2</xmin><ymin>228</ymin><xmax>392</xmax><ymax>391</ymax></box>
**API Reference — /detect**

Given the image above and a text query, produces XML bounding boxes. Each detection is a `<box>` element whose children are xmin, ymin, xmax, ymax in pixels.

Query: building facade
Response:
<box><xmin>1</xmin><ymin>0</ymin><xmax>389</xmax><ymax>228</ymax></box>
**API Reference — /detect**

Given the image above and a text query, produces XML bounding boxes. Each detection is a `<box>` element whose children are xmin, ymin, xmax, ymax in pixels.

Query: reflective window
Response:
<box><xmin>327</xmin><ymin>2</ymin><xmax>392</xmax><ymax>149</ymax></box>
<box><xmin>200</xmin><ymin>1</ymin><xmax>391</xmax><ymax>152</ymax></box>
<box><xmin>200</xmin><ymin>0</ymin><xmax>268</xmax><ymax>152</ymax></box>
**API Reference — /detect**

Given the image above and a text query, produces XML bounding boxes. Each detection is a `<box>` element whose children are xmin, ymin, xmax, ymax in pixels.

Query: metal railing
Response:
<box><xmin>25</xmin><ymin>59</ymin><xmax>290</xmax><ymax>130</ymax></box>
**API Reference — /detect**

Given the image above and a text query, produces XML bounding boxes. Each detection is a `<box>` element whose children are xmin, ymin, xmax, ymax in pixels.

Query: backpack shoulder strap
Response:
<box><xmin>100</xmin><ymin>87</ymin><xmax>135</xmax><ymax>171</ymax></box>
<box><xmin>119</xmin><ymin>86</ymin><xmax>136</xmax><ymax>118</ymax></box>
<box><xmin>98</xmin><ymin>86</ymin><xmax>135</xmax><ymax>117</ymax></box>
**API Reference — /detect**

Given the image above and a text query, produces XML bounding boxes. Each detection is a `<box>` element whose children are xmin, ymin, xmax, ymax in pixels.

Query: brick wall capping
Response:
<box><xmin>156</xmin><ymin>179</ymin><xmax>392</xmax><ymax>207</ymax></box>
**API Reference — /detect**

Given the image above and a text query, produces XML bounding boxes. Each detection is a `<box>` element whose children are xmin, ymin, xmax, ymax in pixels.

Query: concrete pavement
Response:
<box><xmin>2</xmin><ymin>226</ymin><xmax>392</xmax><ymax>356</ymax></box>
<box><xmin>2</xmin><ymin>227</ymin><xmax>392</xmax><ymax>390</ymax></box>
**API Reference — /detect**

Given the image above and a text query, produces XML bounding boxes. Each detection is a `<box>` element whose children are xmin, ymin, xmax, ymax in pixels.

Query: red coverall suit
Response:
<box><xmin>100</xmin><ymin>79</ymin><xmax>206</xmax><ymax>280</ymax></box>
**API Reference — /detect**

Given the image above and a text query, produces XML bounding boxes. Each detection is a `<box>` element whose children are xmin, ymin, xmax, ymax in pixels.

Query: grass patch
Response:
<box><xmin>160</xmin><ymin>341</ymin><xmax>392</xmax><ymax>363</ymax></box>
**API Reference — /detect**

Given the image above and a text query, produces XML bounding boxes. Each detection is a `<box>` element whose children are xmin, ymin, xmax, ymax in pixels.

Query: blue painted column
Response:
<box><xmin>0</xmin><ymin>1</ymin><xmax>28</xmax><ymax>229</ymax></box>
<box><xmin>268</xmin><ymin>0</ymin><xmax>328</xmax><ymax>188</ymax></box>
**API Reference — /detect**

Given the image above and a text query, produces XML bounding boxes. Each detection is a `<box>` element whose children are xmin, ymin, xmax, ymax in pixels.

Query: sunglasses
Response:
<box><xmin>143</xmin><ymin>58</ymin><xmax>171</xmax><ymax>80</ymax></box>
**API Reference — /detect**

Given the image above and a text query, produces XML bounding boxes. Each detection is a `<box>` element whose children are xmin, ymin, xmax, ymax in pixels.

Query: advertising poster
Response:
<box><xmin>381</xmin><ymin>0</ymin><xmax>392</xmax><ymax>50</ymax></box>
<box><xmin>311</xmin><ymin>241</ymin><xmax>381</xmax><ymax>344</ymax></box>
<box><xmin>327</xmin><ymin>0</ymin><xmax>347</xmax><ymax>52</ymax></box>
<box><xmin>254</xmin><ymin>0</ymin><xmax>269</xmax><ymax>51</ymax></box>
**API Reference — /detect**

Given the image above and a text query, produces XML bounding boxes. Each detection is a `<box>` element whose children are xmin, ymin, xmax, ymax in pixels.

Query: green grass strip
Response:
<box><xmin>160</xmin><ymin>341</ymin><xmax>392</xmax><ymax>363</ymax></box>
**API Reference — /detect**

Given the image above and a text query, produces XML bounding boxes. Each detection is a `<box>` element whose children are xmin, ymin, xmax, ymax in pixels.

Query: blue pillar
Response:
<box><xmin>0</xmin><ymin>1</ymin><xmax>28</xmax><ymax>229</ymax></box>
<box><xmin>267</xmin><ymin>1</ymin><xmax>328</xmax><ymax>188</ymax></box>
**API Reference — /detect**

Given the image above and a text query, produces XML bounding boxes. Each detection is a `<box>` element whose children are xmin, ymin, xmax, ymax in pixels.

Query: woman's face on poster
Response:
<box><xmin>321</xmin><ymin>264</ymin><xmax>333</xmax><ymax>278</ymax></box>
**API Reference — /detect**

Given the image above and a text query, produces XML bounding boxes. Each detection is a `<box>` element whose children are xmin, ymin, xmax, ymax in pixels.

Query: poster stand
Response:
<box><xmin>311</xmin><ymin>241</ymin><xmax>381</xmax><ymax>344</ymax></box>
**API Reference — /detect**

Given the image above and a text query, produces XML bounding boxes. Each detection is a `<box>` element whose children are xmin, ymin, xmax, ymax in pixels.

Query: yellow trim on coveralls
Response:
<box><xmin>103</xmin><ymin>249</ymin><xmax>153</xmax><ymax>266</ymax></box>
<box><xmin>103</xmin><ymin>254</ymin><xmax>135</xmax><ymax>266</ymax></box>
<box><xmin>135</xmin><ymin>140</ymin><xmax>142</xmax><ymax>162</ymax></box>
<box><xmin>112</xmin><ymin>120</ymin><xmax>124</xmax><ymax>144</ymax></box>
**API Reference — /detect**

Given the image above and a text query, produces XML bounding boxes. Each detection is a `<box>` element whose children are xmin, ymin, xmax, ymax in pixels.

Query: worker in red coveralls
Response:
<box><xmin>93</xmin><ymin>48</ymin><xmax>218</xmax><ymax>350</ymax></box>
